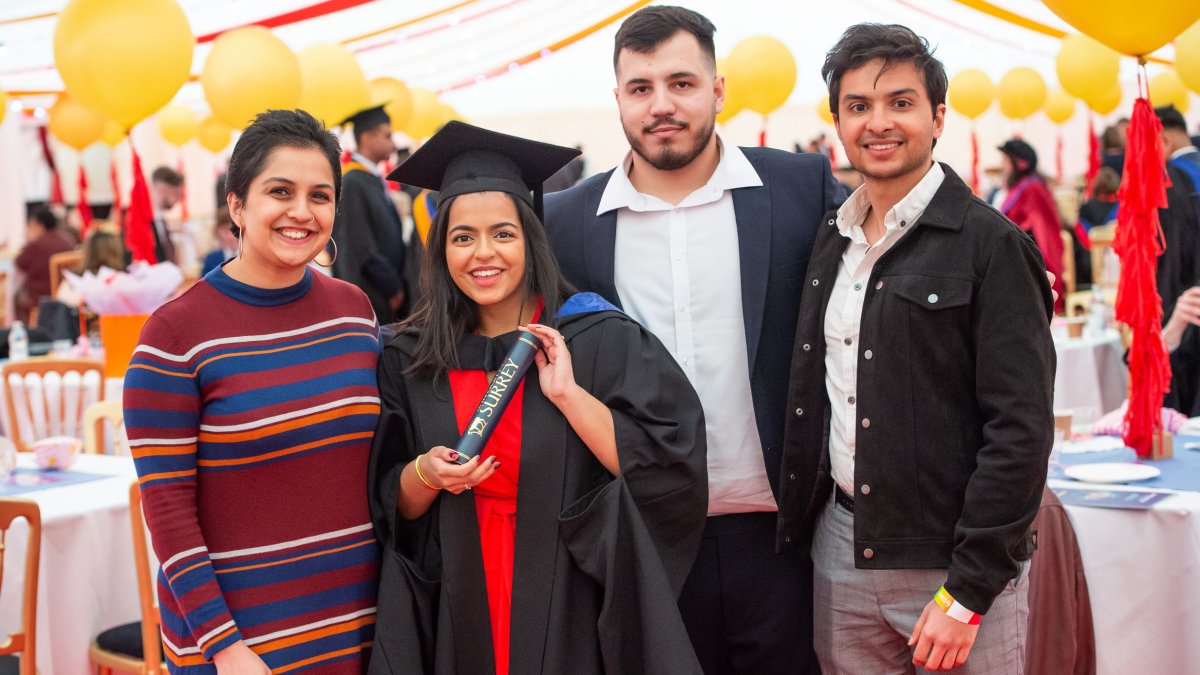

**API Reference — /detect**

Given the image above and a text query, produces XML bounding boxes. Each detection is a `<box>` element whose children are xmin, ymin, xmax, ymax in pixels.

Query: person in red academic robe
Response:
<box><xmin>999</xmin><ymin>139</ymin><xmax>1065</xmax><ymax>312</ymax></box>
<box><xmin>367</xmin><ymin>122</ymin><xmax>708</xmax><ymax>675</ymax></box>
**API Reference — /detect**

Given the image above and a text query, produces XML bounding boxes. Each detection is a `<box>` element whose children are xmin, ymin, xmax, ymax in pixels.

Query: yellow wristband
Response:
<box><xmin>413</xmin><ymin>454</ymin><xmax>441</xmax><ymax>491</ymax></box>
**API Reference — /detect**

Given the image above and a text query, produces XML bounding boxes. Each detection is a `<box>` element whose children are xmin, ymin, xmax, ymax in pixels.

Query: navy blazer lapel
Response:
<box><xmin>732</xmin><ymin>170</ymin><xmax>772</xmax><ymax>371</ymax></box>
<box><xmin>583</xmin><ymin>171</ymin><xmax>622</xmax><ymax>308</ymax></box>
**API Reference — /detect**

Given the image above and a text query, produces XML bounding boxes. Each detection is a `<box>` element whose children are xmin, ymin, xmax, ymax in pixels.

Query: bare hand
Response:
<box><xmin>909</xmin><ymin>600</ymin><xmax>980</xmax><ymax>671</ymax></box>
<box><xmin>213</xmin><ymin>641</ymin><xmax>271</xmax><ymax>675</ymax></box>
<box><xmin>389</xmin><ymin>291</ymin><xmax>406</xmax><ymax>312</ymax></box>
<box><xmin>523</xmin><ymin>323</ymin><xmax>577</xmax><ymax>402</ymax></box>
<box><xmin>1046</xmin><ymin>271</ymin><xmax>1059</xmax><ymax>303</ymax></box>
<box><xmin>419</xmin><ymin>445</ymin><xmax>499</xmax><ymax>494</ymax></box>
<box><xmin>1162</xmin><ymin>287</ymin><xmax>1200</xmax><ymax>349</ymax></box>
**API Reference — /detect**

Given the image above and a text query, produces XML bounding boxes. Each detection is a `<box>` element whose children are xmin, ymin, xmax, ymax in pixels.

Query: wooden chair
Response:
<box><xmin>89</xmin><ymin>483</ymin><xmax>165</xmax><ymax>675</ymax></box>
<box><xmin>0</xmin><ymin>499</ymin><xmax>41</xmax><ymax>675</ymax></box>
<box><xmin>83</xmin><ymin>399</ymin><xmax>126</xmax><ymax>455</ymax></box>
<box><xmin>48</xmin><ymin>250</ymin><xmax>84</xmax><ymax>300</ymax></box>
<box><xmin>1088</xmin><ymin>222</ymin><xmax>1117</xmax><ymax>290</ymax></box>
<box><xmin>2</xmin><ymin>358</ymin><xmax>105</xmax><ymax>453</ymax></box>
<box><xmin>1060</xmin><ymin>230</ymin><xmax>1077</xmax><ymax>298</ymax></box>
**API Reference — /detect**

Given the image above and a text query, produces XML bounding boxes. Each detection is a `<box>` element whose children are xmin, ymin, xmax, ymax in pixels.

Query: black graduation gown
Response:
<box><xmin>1157</xmin><ymin>166</ymin><xmax>1199</xmax><ymax>319</ymax></box>
<box><xmin>333</xmin><ymin>168</ymin><xmax>409</xmax><ymax>323</ymax></box>
<box><xmin>367</xmin><ymin>302</ymin><xmax>707</xmax><ymax>675</ymax></box>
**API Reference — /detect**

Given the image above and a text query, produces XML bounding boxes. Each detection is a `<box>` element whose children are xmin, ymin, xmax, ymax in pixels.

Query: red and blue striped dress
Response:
<box><xmin>124</xmin><ymin>266</ymin><xmax>381</xmax><ymax>673</ymax></box>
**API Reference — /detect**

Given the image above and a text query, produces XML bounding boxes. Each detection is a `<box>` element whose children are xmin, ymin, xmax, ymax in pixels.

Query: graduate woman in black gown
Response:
<box><xmin>366</xmin><ymin>122</ymin><xmax>707</xmax><ymax>675</ymax></box>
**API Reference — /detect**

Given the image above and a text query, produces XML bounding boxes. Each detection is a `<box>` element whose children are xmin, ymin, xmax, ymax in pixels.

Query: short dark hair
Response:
<box><xmin>613</xmin><ymin>5</ymin><xmax>716</xmax><ymax>72</ymax></box>
<box><xmin>1155</xmin><ymin>104</ymin><xmax>1188</xmax><ymax>134</ymax></box>
<box><xmin>224</xmin><ymin>109</ymin><xmax>342</xmax><ymax>237</ymax></box>
<box><xmin>151</xmin><ymin>166</ymin><xmax>183</xmax><ymax>187</ymax></box>
<box><xmin>822</xmin><ymin>24</ymin><xmax>947</xmax><ymax>121</ymax></box>
<box><xmin>28</xmin><ymin>207</ymin><xmax>57</xmax><ymax>231</ymax></box>
<box><xmin>404</xmin><ymin>193</ymin><xmax>574</xmax><ymax>378</ymax></box>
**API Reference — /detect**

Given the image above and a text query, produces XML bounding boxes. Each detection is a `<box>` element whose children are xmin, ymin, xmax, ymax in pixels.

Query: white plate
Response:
<box><xmin>1063</xmin><ymin>462</ymin><xmax>1162</xmax><ymax>484</ymax></box>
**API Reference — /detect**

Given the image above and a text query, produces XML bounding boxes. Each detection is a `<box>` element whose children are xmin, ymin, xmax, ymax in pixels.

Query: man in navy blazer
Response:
<box><xmin>544</xmin><ymin>6</ymin><xmax>843</xmax><ymax>674</ymax></box>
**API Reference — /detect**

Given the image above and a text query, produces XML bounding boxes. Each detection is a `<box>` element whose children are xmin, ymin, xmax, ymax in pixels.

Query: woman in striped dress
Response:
<box><xmin>125</xmin><ymin>110</ymin><xmax>380</xmax><ymax>673</ymax></box>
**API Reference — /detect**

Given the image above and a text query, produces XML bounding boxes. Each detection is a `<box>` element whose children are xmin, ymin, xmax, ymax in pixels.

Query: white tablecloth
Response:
<box><xmin>1053</xmin><ymin>330</ymin><xmax>1127</xmax><ymax>420</ymax></box>
<box><xmin>0</xmin><ymin>454</ymin><xmax>145</xmax><ymax>674</ymax></box>
<box><xmin>1051</xmin><ymin>480</ymin><xmax>1200</xmax><ymax>674</ymax></box>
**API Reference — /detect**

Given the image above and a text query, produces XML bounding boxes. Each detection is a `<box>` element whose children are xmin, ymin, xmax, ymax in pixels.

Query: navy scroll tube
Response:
<box><xmin>453</xmin><ymin>332</ymin><xmax>543</xmax><ymax>465</ymax></box>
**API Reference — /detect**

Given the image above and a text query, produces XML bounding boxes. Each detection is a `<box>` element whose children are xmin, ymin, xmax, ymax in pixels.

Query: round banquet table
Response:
<box><xmin>0</xmin><ymin>453</ymin><xmax>146</xmax><ymax>674</ymax></box>
<box><xmin>1053</xmin><ymin>329</ymin><xmax>1127</xmax><ymax>420</ymax></box>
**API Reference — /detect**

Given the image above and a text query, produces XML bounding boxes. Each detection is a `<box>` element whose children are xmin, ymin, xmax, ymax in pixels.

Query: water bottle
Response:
<box><xmin>1085</xmin><ymin>291</ymin><xmax>1107</xmax><ymax>338</ymax></box>
<box><xmin>8</xmin><ymin>320</ymin><xmax>29</xmax><ymax>362</ymax></box>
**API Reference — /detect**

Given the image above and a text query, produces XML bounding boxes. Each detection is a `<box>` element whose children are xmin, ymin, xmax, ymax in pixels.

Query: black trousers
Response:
<box><xmin>678</xmin><ymin>511</ymin><xmax>820</xmax><ymax>675</ymax></box>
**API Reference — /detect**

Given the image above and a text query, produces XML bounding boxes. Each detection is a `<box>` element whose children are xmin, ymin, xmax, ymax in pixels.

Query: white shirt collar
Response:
<box><xmin>835</xmin><ymin>162</ymin><xmax>945</xmax><ymax>244</ymax></box>
<box><xmin>351</xmin><ymin>153</ymin><xmax>380</xmax><ymax>176</ymax></box>
<box><xmin>597</xmin><ymin>135</ymin><xmax>763</xmax><ymax>215</ymax></box>
<box><xmin>1171</xmin><ymin>146</ymin><xmax>1199</xmax><ymax>160</ymax></box>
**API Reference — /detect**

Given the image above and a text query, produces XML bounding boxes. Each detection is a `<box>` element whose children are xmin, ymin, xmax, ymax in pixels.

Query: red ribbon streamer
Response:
<box><xmin>110</xmin><ymin>159</ymin><xmax>123</xmax><ymax>228</ymax></box>
<box><xmin>1086</xmin><ymin>115</ymin><xmax>1101</xmax><ymax>197</ymax></box>
<box><xmin>1056</xmin><ymin>131</ymin><xmax>1064</xmax><ymax>184</ymax></box>
<box><xmin>125</xmin><ymin>141</ymin><xmax>158</xmax><ymax>264</ymax></box>
<box><xmin>1114</xmin><ymin>97</ymin><xmax>1171</xmax><ymax>457</ymax></box>
<box><xmin>37</xmin><ymin>126</ymin><xmax>63</xmax><ymax>206</ymax></box>
<box><xmin>759</xmin><ymin>116</ymin><xmax>767</xmax><ymax>148</ymax></box>
<box><xmin>194</xmin><ymin>0</ymin><xmax>374</xmax><ymax>42</ymax></box>
<box><xmin>78</xmin><ymin>165</ymin><xmax>93</xmax><ymax>236</ymax></box>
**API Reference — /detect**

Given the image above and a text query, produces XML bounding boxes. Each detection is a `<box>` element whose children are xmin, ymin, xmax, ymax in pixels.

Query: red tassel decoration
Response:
<box><xmin>38</xmin><ymin>127</ymin><xmax>64</xmax><ymax>206</ymax></box>
<box><xmin>125</xmin><ymin>141</ymin><xmax>159</xmax><ymax>264</ymax></box>
<box><xmin>78</xmin><ymin>165</ymin><xmax>93</xmax><ymax>236</ymax></box>
<box><xmin>1114</xmin><ymin>95</ymin><xmax>1171</xmax><ymax>457</ymax></box>
<box><xmin>970</xmin><ymin>128</ymin><xmax>980</xmax><ymax>195</ymax></box>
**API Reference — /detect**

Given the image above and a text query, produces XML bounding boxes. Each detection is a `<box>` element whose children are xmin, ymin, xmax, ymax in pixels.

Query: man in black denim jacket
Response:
<box><xmin>775</xmin><ymin>24</ymin><xmax>1055</xmax><ymax>673</ymax></box>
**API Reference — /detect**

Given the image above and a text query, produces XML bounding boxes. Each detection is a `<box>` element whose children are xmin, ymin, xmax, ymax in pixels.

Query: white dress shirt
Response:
<box><xmin>1171</xmin><ymin>146</ymin><xmax>1199</xmax><ymax>161</ymax></box>
<box><xmin>825</xmin><ymin>163</ymin><xmax>945</xmax><ymax>494</ymax></box>
<box><xmin>600</xmin><ymin>137</ymin><xmax>777</xmax><ymax>515</ymax></box>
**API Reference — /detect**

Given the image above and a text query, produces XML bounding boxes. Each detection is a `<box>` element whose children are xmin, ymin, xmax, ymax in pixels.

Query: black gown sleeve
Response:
<box><xmin>367</xmin><ymin>345</ymin><xmax>440</xmax><ymax>675</ymax></box>
<box><xmin>556</xmin><ymin>315</ymin><xmax>707</xmax><ymax>674</ymax></box>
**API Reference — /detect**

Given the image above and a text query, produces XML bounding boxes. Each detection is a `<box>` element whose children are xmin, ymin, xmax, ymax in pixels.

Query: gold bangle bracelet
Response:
<box><xmin>413</xmin><ymin>454</ymin><xmax>441</xmax><ymax>491</ymax></box>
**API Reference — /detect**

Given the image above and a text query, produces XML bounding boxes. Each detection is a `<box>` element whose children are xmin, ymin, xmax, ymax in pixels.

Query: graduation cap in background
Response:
<box><xmin>386</xmin><ymin>120</ymin><xmax>580</xmax><ymax>219</ymax></box>
<box><xmin>341</xmin><ymin>104</ymin><xmax>391</xmax><ymax>133</ymax></box>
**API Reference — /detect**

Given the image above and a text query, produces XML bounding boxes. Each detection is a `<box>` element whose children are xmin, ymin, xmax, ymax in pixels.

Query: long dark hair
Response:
<box><xmin>404</xmin><ymin>192</ymin><xmax>575</xmax><ymax>378</ymax></box>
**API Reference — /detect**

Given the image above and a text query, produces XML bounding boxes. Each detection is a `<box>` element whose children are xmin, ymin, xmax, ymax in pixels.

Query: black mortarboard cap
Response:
<box><xmin>341</xmin><ymin>104</ymin><xmax>391</xmax><ymax>132</ymax></box>
<box><xmin>386</xmin><ymin>120</ymin><xmax>581</xmax><ymax>218</ymax></box>
<box><xmin>998</xmin><ymin>139</ymin><xmax>1037</xmax><ymax>172</ymax></box>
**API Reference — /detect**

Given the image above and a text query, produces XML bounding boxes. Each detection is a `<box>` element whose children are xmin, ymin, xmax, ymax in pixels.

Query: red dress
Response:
<box><xmin>448</xmin><ymin>365</ymin><xmax>526</xmax><ymax>675</ymax></box>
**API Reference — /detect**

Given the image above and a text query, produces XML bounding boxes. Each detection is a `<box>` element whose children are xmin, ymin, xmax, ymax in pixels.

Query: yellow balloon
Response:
<box><xmin>158</xmin><ymin>104</ymin><xmax>199</xmax><ymax>146</ymax></box>
<box><xmin>715</xmin><ymin>57</ymin><xmax>742</xmax><ymax>125</ymax></box>
<box><xmin>1178</xmin><ymin>20</ymin><xmax>1200</xmax><ymax>94</ymax></box>
<box><xmin>1043</xmin><ymin>89</ymin><xmax>1078</xmax><ymax>124</ymax></box>
<box><xmin>202</xmin><ymin>26</ymin><xmax>301</xmax><ymax>130</ymax></box>
<box><xmin>948</xmin><ymin>69</ymin><xmax>995</xmax><ymax>119</ymax></box>
<box><xmin>817</xmin><ymin>95</ymin><xmax>834</xmax><ymax>125</ymax></box>
<box><xmin>1150</xmin><ymin>69</ymin><xmax>1192</xmax><ymax>113</ymax></box>
<box><xmin>297</xmin><ymin>44</ymin><xmax>370</xmax><ymax>128</ymax></box>
<box><xmin>1056</xmin><ymin>35</ymin><xmax>1121</xmax><ymax>103</ymax></box>
<box><xmin>197</xmin><ymin>116</ymin><xmax>233</xmax><ymax>154</ymax></box>
<box><xmin>48</xmin><ymin>96</ymin><xmax>106</xmax><ymax>151</ymax></box>
<box><xmin>101</xmin><ymin>120</ymin><xmax>126</xmax><ymax>147</ymax></box>
<box><xmin>405</xmin><ymin>88</ymin><xmax>442</xmax><ymax>139</ymax></box>
<box><xmin>0</xmin><ymin>90</ymin><xmax>7</xmax><ymax>127</ymax></box>
<box><xmin>1043</xmin><ymin>0</ymin><xmax>1200</xmax><ymax>56</ymax></box>
<box><xmin>53</xmin><ymin>0</ymin><xmax>193</xmax><ymax>129</ymax></box>
<box><xmin>997</xmin><ymin>67</ymin><xmax>1047</xmax><ymax>120</ymax></box>
<box><xmin>727</xmin><ymin>36</ymin><xmax>796</xmax><ymax>115</ymax></box>
<box><xmin>369</xmin><ymin>77</ymin><xmax>414</xmax><ymax>132</ymax></box>
<box><xmin>1087</xmin><ymin>81</ymin><xmax>1123</xmax><ymax>115</ymax></box>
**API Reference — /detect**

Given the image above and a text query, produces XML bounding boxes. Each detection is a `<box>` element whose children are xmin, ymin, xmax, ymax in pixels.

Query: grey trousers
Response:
<box><xmin>812</xmin><ymin>492</ymin><xmax>1029</xmax><ymax>674</ymax></box>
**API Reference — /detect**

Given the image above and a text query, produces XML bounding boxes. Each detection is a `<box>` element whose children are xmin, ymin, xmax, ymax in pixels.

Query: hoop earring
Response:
<box><xmin>315</xmin><ymin>238</ymin><xmax>338</xmax><ymax>267</ymax></box>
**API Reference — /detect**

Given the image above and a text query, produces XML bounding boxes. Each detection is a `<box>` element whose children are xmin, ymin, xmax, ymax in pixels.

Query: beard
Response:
<box><xmin>624</xmin><ymin>114</ymin><xmax>716</xmax><ymax>171</ymax></box>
